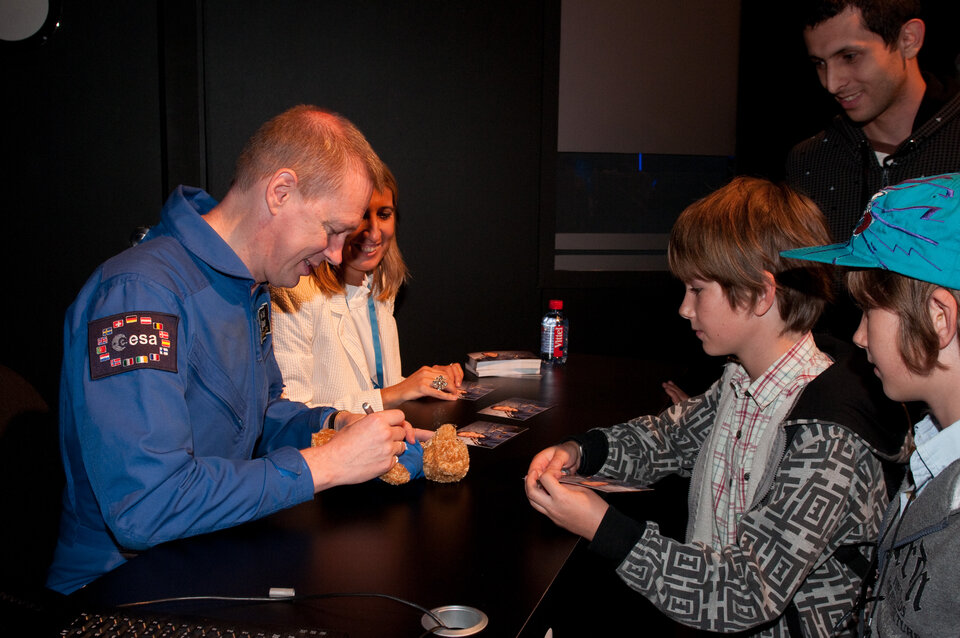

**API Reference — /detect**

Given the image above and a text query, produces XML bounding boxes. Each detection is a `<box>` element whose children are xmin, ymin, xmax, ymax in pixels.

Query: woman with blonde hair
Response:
<box><xmin>270</xmin><ymin>163</ymin><xmax>462</xmax><ymax>414</ymax></box>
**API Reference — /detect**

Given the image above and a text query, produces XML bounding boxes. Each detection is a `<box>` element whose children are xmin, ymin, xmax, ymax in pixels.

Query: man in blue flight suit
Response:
<box><xmin>47</xmin><ymin>105</ymin><xmax>418</xmax><ymax>594</ymax></box>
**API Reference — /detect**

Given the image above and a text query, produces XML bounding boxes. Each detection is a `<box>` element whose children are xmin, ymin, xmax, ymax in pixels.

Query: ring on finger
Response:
<box><xmin>431</xmin><ymin>375</ymin><xmax>448</xmax><ymax>391</ymax></box>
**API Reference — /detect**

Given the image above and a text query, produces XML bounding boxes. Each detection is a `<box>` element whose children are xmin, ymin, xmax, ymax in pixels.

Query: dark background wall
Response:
<box><xmin>2</xmin><ymin>0</ymin><xmax>548</xmax><ymax>404</ymax></box>
<box><xmin>2</xmin><ymin>0</ymin><xmax>958</xmax><ymax>407</ymax></box>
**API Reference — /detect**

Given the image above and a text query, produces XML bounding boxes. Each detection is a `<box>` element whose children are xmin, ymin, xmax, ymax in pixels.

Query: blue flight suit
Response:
<box><xmin>47</xmin><ymin>186</ymin><xmax>332</xmax><ymax>594</ymax></box>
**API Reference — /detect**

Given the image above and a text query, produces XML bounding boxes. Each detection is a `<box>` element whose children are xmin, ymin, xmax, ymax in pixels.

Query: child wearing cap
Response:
<box><xmin>783</xmin><ymin>172</ymin><xmax>960</xmax><ymax>637</ymax></box>
<box><xmin>525</xmin><ymin>176</ymin><xmax>908</xmax><ymax>636</ymax></box>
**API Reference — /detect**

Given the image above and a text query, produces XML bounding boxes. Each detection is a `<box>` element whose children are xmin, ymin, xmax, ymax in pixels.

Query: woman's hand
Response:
<box><xmin>380</xmin><ymin>363</ymin><xmax>464</xmax><ymax>407</ymax></box>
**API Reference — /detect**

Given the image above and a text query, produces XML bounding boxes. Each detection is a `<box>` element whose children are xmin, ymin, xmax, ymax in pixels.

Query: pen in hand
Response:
<box><xmin>365</xmin><ymin>401</ymin><xmax>411</xmax><ymax>456</ymax></box>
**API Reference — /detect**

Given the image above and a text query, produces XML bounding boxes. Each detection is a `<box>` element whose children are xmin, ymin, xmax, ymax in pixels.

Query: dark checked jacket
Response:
<box><xmin>786</xmin><ymin>76</ymin><xmax>960</xmax><ymax>243</ymax></box>
<box><xmin>574</xmin><ymin>341</ymin><xmax>908</xmax><ymax>637</ymax></box>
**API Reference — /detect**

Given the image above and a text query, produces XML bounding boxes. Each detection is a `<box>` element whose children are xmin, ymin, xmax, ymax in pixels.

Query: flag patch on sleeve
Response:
<box><xmin>88</xmin><ymin>311</ymin><xmax>179</xmax><ymax>380</ymax></box>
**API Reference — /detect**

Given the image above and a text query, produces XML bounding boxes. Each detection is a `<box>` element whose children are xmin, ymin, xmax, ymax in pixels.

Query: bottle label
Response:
<box><xmin>551</xmin><ymin>326</ymin><xmax>565</xmax><ymax>358</ymax></box>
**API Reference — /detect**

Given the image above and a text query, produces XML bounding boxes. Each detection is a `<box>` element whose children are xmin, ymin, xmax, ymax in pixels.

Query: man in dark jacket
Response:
<box><xmin>786</xmin><ymin>0</ymin><xmax>960</xmax><ymax>243</ymax></box>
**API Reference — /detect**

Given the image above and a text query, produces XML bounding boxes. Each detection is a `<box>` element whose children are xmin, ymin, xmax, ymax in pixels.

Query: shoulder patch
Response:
<box><xmin>88</xmin><ymin>312</ymin><xmax>179</xmax><ymax>380</ymax></box>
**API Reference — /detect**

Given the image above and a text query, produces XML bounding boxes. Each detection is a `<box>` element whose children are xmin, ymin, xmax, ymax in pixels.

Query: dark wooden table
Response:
<box><xmin>70</xmin><ymin>354</ymin><xmax>685</xmax><ymax>637</ymax></box>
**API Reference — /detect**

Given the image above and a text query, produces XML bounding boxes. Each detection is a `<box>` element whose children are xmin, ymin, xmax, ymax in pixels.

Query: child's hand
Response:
<box><xmin>524</xmin><ymin>470</ymin><xmax>609</xmax><ymax>540</ymax></box>
<box><xmin>527</xmin><ymin>442</ymin><xmax>579</xmax><ymax>482</ymax></box>
<box><xmin>662</xmin><ymin>380</ymin><xmax>690</xmax><ymax>404</ymax></box>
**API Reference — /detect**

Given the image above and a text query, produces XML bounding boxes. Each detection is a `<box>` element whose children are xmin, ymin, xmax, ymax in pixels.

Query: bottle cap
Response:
<box><xmin>548</xmin><ymin>299</ymin><xmax>563</xmax><ymax>310</ymax></box>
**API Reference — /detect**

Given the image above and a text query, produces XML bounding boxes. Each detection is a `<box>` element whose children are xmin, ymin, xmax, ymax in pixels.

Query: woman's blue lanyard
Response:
<box><xmin>366</xmin><ymin>292</ymin><xmax>385</xmax><ymax>389</ymax></box>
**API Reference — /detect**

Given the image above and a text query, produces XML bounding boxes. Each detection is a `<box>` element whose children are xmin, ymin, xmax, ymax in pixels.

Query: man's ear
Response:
<box><xmin>898</xmin><ymin>18</ymin><xmax>925</xmax><ymax>60</ymax></box>
<box><xmin>753</xmin><ymin>271</ymin><xmax>778</xmax><ymax>317</ymax></box>
<box><xmin>265</xmin><ymin>169</ymin><xmax>299</xmax><ymax>216</ymax></box>
<box><xmin>929</xmin><ymin>287</ymin><xmax>959</xmax><ymax>350</ymax></box>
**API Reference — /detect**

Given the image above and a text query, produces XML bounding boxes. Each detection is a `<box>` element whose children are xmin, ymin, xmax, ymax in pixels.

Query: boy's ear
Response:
<box><xmin>753</xmin><ymin>271</ymin><xmax>778</xmax><ymax>317</ymax></box>
<box><xmin>929</xmin><ymin>287</ymin><xmax>959</xmax><ymax>350</ymax></box>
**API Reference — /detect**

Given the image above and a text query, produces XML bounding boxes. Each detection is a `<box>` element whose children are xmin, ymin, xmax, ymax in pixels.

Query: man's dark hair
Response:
<box><xmin>801</xmin><ymin>0</ymin><xmax>923</xmax><ymax>47</ymax></box>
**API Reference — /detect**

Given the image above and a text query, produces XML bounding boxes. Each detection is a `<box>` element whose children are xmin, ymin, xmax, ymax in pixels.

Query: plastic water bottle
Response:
<box><xmin>540</xmin><ymin>299</ymin><xmax>568</xmax><ymax>365</ymax></box>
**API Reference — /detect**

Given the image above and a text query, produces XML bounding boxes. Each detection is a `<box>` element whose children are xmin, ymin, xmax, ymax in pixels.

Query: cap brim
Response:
<box><xmin>781</xmin><ymin>241</ymin><xmax>881</xmax><ymax>268</ymax></box>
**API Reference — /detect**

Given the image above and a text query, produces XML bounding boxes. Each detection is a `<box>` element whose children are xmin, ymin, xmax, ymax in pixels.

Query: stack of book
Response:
<box><xmin>465</xmin><ymin>351</ymin><xmax>541</xmax><ymax>377</ymax></box>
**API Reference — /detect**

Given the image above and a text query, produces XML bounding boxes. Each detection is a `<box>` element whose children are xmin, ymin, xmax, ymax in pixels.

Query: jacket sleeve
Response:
<box><xmin>259</xmin><ymin>350</ymin><xmax>333</xmax><ymax>451</ymax></box>
<box><xmin>591</xmin><ymin>423</ymin><xmax>883</xmax><ymax>633</ymax></box>
<box><xmin>70</xmin><ymin>277</ymin><xmax>317</xmax><ymax>551</ymax></box>
<box><xmin>589</xmin><ymin>378</ymin><xmax>722</xmax><ymax>485</ymax></box>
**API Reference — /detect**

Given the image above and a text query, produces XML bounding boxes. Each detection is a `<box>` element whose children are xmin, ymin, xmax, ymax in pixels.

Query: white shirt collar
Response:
<box><xmin>910</xmin><ymin>414</ymin><xmax>960</xmax><ymax>490</ymax></box>
<box><xmin>344</xmin><ymin>274</ymin><xmax>372</xmax><ymax>306</ymax></box>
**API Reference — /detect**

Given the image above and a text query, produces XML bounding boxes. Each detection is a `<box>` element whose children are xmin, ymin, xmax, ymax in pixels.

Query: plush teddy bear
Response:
<box><xmin>421</xmin><ymin>424</ymin><xmax>470</xmax><ymax>483</ymax></box>
<box><xmin>312</xmin><ymin>423</ymin><xmax>469</xmax><ymax>485</ymax></box>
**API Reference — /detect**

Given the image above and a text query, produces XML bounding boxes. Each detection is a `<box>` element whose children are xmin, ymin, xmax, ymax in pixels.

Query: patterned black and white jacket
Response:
<box><xmin>575</xmin><ymin>339</ymin><xmax>908</xmax><ymax>637</ymax></box>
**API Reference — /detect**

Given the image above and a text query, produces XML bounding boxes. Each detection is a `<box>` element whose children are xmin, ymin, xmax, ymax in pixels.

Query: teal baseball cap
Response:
<box><xmin>781</xmin><ymin>173</ymin><xmax>960</xmax><ymax>289</ymax></box>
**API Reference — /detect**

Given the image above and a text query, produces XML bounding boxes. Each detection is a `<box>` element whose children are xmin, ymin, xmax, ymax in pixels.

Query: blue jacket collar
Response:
<box><xmin>154</xmin><ymin>185</ymin><xmax>254</xmax><ymax>282</ymax></box>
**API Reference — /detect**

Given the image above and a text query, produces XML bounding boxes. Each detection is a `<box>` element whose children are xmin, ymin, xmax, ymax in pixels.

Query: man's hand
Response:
<box><xmin>301</xmin><ymin>409</ymin><xmax>415</xmax><ymax>491</ymax></box>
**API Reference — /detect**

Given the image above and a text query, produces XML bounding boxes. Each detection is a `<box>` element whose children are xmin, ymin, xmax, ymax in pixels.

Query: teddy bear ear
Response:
<box><xmin>423</xmin><ymin>424</ymin><xmax>470</xmax><ymax>483</ymax></box>
<box><xmin>383</xmin><ymin>440</ymin><xmax>424</xmax><ymax>485</ymax></box>
<box><xmin>379</xmin><ymin>463</ymin><xmax>411</xmax><ymax>485</ymax></box>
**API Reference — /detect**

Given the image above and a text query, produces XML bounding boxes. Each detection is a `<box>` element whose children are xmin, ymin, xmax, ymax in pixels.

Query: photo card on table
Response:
<box><xmin>457</xmin><ymin>420</ymin><xmax>527</xmax><ymax>448</ymax></box>
<box><xmin>477</xmin><ymin>398</ymin><xmax>553</xmax><ymax>421</ymax></box>
<box><xmin>457</xmin><ymin>381</ymin><xmax>496</xmax><ymax>401</ymax></box>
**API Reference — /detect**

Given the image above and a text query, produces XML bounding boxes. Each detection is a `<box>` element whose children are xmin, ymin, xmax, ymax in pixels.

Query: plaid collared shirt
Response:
<box><xmin>707</xmin><ymin>333</ymin><xmax>831</xmax><ymax>548</ymax></box>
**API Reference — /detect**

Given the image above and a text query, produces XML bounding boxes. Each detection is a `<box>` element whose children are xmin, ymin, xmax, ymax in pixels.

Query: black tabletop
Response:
<box><xmin>70</xmin><ymin>354</ymin><xmax>683</xmax><ymax>637</ymax></box>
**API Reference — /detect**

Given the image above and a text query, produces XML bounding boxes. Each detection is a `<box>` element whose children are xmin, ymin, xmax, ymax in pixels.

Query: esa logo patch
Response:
<box><xmin>88</xmin><ymin>311</ymin><xmax>179</xmax><ymax>380</ymax></box>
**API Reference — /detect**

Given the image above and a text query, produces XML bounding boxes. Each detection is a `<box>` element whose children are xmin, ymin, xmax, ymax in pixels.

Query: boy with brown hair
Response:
<box><xmin>525</xmin><ymin>176</ymin><xmax>908</xmax><ymax>636</ymax></box>
<box><xmin>783</xmin><ymin>172</ymin><xmax>960</xmax><ymax>636</ymax></box>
